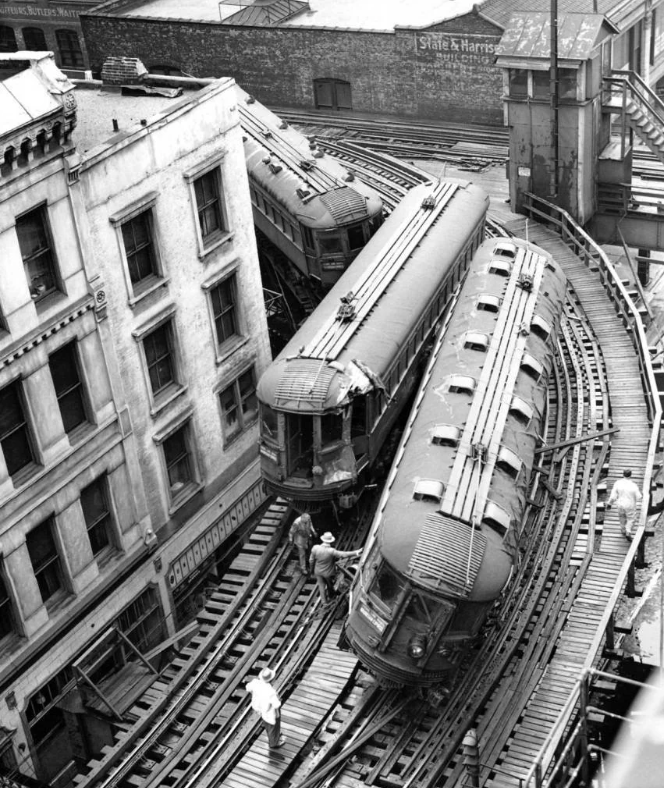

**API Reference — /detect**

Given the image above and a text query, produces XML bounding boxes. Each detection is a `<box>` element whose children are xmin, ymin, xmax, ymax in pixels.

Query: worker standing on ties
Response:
<box><xmin>288</xmin><ymin>512</ymin><xmax>317</xmax><ymax>574</ymax></box>
<box><xmin>245</xmin><ymin>667</ymin><xmax>286</xmax><ymax>749</ymax></box>
<box><xmin>607</xmin><ymin>469</ymin><xmax>643</xmax><ymax>540</ymax></box>
<box><xmin>309</xmin><ymin>532</ymin><xmax>362</xmax><ymax>603</ymax></box>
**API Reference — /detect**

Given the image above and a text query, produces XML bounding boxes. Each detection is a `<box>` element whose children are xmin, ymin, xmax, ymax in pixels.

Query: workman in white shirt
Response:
<box><xmin>607</xmin><ymin>469</ymin><xmax>643</xmax><ymax>540</ymax></box>
<box><xmin>245</xmin><ymin>667</ymin><xmax>285</xmax><ymax>749</ymax></box>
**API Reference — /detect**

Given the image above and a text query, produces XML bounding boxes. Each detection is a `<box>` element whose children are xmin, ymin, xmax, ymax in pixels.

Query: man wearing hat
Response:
<box><xmin>245</xmin><ymin>667</ymin><xmax>285</xmax><ymax>749</ymax></box>
<box><xmin>288</xmin><ymin>512</ymin><xmax>317</xmax><ymax>574</ymax></box>
<box><xmin>309</xmin><ymin>532</ymin><xmax>362</xmax><ymax>603</ymax></box>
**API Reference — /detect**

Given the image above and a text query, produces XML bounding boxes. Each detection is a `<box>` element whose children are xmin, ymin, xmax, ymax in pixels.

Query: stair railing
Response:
<box><xmin>604</xmin><ymin>69</ymin><xmax>664</xmax><ymax>157</ymax></box>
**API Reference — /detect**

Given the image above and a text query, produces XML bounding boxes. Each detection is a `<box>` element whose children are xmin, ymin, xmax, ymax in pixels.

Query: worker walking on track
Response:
<box><xmin>245</xmin><ymin>667</ymin><xmax>286</xmax><ymax>750</ymax></box>
<box><xmin>309</xmin><ymin>532</ymin><xmax>362</xmax><ymax>604</ymax></box>
<box><xmin>288</xmin><ymin>512</ymin><xmax>317</xmax><ymax>574</ymax></box>
<box><xmin>607</xmin><ymin>469</ymin><xmax>643</xmax><ymax>540</ymax></box>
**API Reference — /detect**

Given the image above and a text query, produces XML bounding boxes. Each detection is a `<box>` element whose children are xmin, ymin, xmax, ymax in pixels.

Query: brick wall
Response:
<box><xmin>81</xmin><ymin>11</ymin><xmax>504</xmax><ymax>124</ymax></box>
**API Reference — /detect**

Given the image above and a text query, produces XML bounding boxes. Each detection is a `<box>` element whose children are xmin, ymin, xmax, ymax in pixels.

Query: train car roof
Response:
<box><xmin>375</xmin><ymin>237</ymin><xmax>567</xmax><ymax>600</ymax></box>
<box><xmin>238</xmin><ymin>86</ymin><xmax>383</xmax><ymax>229</ymax></box>
<box><xmin>257</xmin><ymin>179</ymin><xmax>490</xmax><ymax>412</ymax></box>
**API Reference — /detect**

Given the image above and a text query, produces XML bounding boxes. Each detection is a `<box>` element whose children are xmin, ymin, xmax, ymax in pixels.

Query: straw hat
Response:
<box><xmin>320</xmin><ymin>532</ymin><xmax>335</xmax><ymax>544</ymax></box>
<box><xmin>259</xmin><ymin>667</ymin><xmax>275</xmax><ymax>682</ymax></box>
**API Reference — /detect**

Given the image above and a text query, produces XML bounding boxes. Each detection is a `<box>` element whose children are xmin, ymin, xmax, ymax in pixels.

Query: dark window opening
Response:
<box><xmin>49</xmin><ymin>342</ymin><xmax>87</xmax><ymax>433</ymax></box>
<box><xmin>318</xmin><ymin>232</ymin><xmax>343</xmax><ymax>254</ymax></box>
<box><xmin>220</xmin><ymin>368</ymin><xmax>257</xmax><ymax>442</ymax></box>
<box><xmin>532</xmin><ymin>71</ymin><xmax>550</xmax><ymax>100</ymax></box>
<box><xmin>163</xmin><ymin>425</ymin><xmax>193</xmax><ymax>496</ymax></box>
<box><xmin>369</xmin><ymin>561</ymin><xmax>406</xmax><ymax>612</ymax></box>
<box><xmin>509</xmin><ymin>69</ymin><xmax>528</xmax><ymax>98</ymax></box>
<box><xmin>22</xmin><ymin>27</ymin><xmax>46</xmax><ymax>50</ymax></box>
<box><xmin>143</xmin><ymin>322</ymin><xmax>177</xmax><ymax>396</ymax></box>
<box><xmin>320</xmin><ymin>412</ymin><xmax>343</xmax><ymax>446</ymax></box>
<box><xmin>194</xmin><ymin>169</ymin><xmax>225</xmax><ymax>244</ymax></box>
<box><xmin>0</xmin><ymin>26</ymin><xmax>17</xmax><ymax>53</ymax></box>
<box><xmin>122</xmin><ymin>211</ymin><xmax>158</xmax><ymax>288</ymax></box>
<box><xmin>347</xmin><ymin>223</ymin><xmax>365</xmax><ymax>251</ymax></box>
<box><xmin>0</xmin><ymin>379</ymin><xmax>35</xmax><ymax>477</ymax></box>
<box><xmin>27</xmin><ymin>518</ymin><xmax>64</xmax><ymax>604</ymax></box>
<box><xmin>81</xmin><ymin>477</ymin><xmax>112</xmax><ymax>556</ymax></box>
<box><xmin>351</xmin><ymin>396</ymin><xmax>367</xmax><ymax>438</ymax></box>
<box><xmin>55</xmin><ymin>29</ymin><xmax>84</xmax><ymax>69</ymax></box>
<box><xmin>313</xmin><ymin>78</ymin><xmax>352</xmax><ymax>111</ymax></box>
<box><xmin>0</xmin><ymin>565</ymin><xmax>16</xmax><ymax>639</ymax></box>
<box><xmin>260</xmin><ymin>403</ymin><xmax>279</xmax><ymax>442</ymax></box>
<box><xmin>16</xmin><ymin>205</ymin><xmax>59</xmax><ymax>301</ymax></box>
<box><xmin>210</xmin><ymin>275</ymin><xmax>238</xmax><ymax>346</ymax></box>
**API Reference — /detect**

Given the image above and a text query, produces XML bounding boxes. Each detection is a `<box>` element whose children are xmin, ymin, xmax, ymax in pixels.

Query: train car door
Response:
<box><xmin>285</xmin><ymin>414</ymin><xmax>314</xmax><ymax>478</ymax></box>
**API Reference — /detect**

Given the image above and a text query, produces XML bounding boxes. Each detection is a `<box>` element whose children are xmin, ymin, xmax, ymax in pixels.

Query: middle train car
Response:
<box><xmin>256</xmin><ymin>179</ymin><xmax>490</xmax><ymax>509</ymax></box>
<box><xmin>344</xmin><ymin>236</ymin><xmax>567</xmax><ymax>687</ymax></box>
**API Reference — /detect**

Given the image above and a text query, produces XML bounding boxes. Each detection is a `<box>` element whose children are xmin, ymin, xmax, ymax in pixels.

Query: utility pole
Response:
<box><xmin>550</xmin><ymin>0</ymin><xmax>559</xmax><ymax>199</ymax></box>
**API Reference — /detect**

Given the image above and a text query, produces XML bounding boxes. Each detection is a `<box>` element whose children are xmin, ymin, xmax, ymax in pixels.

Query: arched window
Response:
<box><xmin>55</xmin><ymin>29</ymin><xmax>84</xmax><ymax>69</ymax></box>
<box><xmin>313</xmin><ymin>78</ymin><xmax>352</xmax><ymax>111</ymax></box>
<box><xmin>22</xmin><ymin>27</ymin><xmax>47</xmax><ymax>51</ymax></box>
<box><xmin>0</xmin><ymin>26</ymin><xmax>18</xmax><ymax>53</ymax></box>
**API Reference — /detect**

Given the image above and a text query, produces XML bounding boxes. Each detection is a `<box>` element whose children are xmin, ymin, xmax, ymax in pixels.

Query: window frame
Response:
<box><xmin>184</xmin><ymin>156</ymin><xmax>232</xmax><ymax>259</ymax></box>
<box><xmin>216</xmin><ymin>365</ymin><xmax>259</xmax><ymax>446</ymax></box>
<box><xmin>132</xmin><ymin>306</ymin><xmax>187</xmax><ymax>416</ymax></box>
<box><xmin>0</xmin><ymin>376</ymin><xmax>38</xmax><ymax>481</ymax></box>
<box><xmin>80</xmin><ymin>475</ymin><xmax>116</xmax><ymax>559</ymax></box>
<box><xmin>153</xmin><ymin>410</ymin><xmax>202</xmax><ymax>510</ymax></box>
<box><xmin>0</xmin><ymin>25</ymin><xmax>17</xmax><ymax>53</ymax></box>
<box><xmin>26</xmin><ymin>517</ymin><xmax>67</xmax><ymax>607</ymax></box>
<box><xmin>15</xmin><ymin>203</ymin><xmax>63</xmax><ymax>305</ymax></box>
<box><xmin>22</xmin><ymin>27</ymin><xmax>47</xmax><ymax>50</ymax></box>
<box><xmin>202</xmin><ymin>265</ymin><xmax>246</xmax><ymax>361</ymax></box>
<box><xmin>0</xmin><ymin>561</ymin><xmax>18</xmax><ymax>641</ymax></box>
<box><xmin>55</xmin><ymin>28</ymin><xmax>84</xmax><ymax>69</ymax></box>
<box><xmin>110</xmin><ymin>193</ymin><xmax>167</xmax><ymax>306</ymax></box>
<box><xmin>48</xmin><ymin>341</ymin><xmax>91</xmax><ymax>437</ymax></box>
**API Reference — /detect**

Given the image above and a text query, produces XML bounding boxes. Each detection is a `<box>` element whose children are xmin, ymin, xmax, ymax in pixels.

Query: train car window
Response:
<box><xmin>559</xmin><ymin>69</ymin><xmax>578</xmax><ymax>100</ymax></box>
<box><xmin>351</xmin><ymin>397</ymin><xmax>367</xmax><ymax>438</ymax></box>
<box><xmin>520</xmin><ymin>353</ymin><xmax>544</xmax><ymax>381</ymax></box>
<box><xmin>369</xmin><ymin>562</ymin><xmax>406</xmax><ymax>611</ymax></box>
<box><xmin>509</xmin><ymin>69</ymin><xmax>528</xmax><ymax>98</ymax></box>
<box><xmin>530</xmin><ymin>315</ymin><xmax>552</xmax><ymax>342</ymax></box>
<box><xmin>404</xmin><ymin>593</ymin><xmax>433</xmax><ymax>624</ymax></box>
<box><xmin>320</xmin><ymin>412</ymin><xmax>343</xmax><ymax>446</ymax></box>
<box><xmin>496</xmin><ymin>446</ymin><xmax>522</xmax><ymax>480</ymax></box>
<box><xmin>482</xmin><ymin>501</ymin><xmax>510</xmax><ymax>535</ymax></box>
<box><xmin>448</xmin><ymin>375</ymin><xmax>476</xmax><ymax>395</ymax></box>
<box><xmin>318</xmin><ymin>233</ymin><xmax>344</xmax><ymax>254</ymax></box>
<box><xmin>432</xmin><ymin>425</ymin><xmax>460</xmax><ymax>447</ymax></box>
<box><xmin>509</xmin><ymin>396</ymin><xmax>533</xmax><ymax>426</ymax></box>
<box><xmin>463</xmin><ymin>332</ymin><xmax>489</xmax><ymax>352</ymax></box>
<box><xmin>292</xmin><ymin>225</ymin><xmax>303</xmax><ymax>249</ymax></box>
<box><xmin>477</xmin><ymin>295</ymin><xmax>501</xmax><ymax>313</ymax></box>
<box><xmin>260</xmin><ymin>404</ymin><xmax>279</xmax><ymax>442</ymax></box>
<box><xmin>302</xmin><ymin>226</ymin><xmax>315</xmax><ymax>251</ymax></box>
<box><xmin>413</xmin><ymin>479</ymin><xmax>445</xmax><ymax>503</ymax></box>
<box><xmin>347</xmin><ymin>224</ymin><xmax>365</xmax><ymax>251</ymax></box>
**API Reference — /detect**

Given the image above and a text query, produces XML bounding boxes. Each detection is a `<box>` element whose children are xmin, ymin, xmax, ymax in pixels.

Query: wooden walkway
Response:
<box><xmin>223</xmin><ymin>622</ymin><xmax>357</xmax><ymax>788</ymax></box>
<box><xmin>489</xmin><ymin>219</ymin><xmax>652</xmax><ymax>786</ymax></box>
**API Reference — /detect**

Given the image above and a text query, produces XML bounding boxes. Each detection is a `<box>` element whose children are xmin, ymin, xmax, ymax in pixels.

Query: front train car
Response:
<box><xmin>238</xmin><ymin>88</ymin><xmax>384</xmax><ymax>288</ymax></box>
<box><xmin>344</xmin><ymin>237</ymin><xmax>567</xmax><ymax>687</ymax></box>
<box><xmin>256</xmin><ymin>180</ymin><xmax>489</xmax><ymax>510</ymax></box>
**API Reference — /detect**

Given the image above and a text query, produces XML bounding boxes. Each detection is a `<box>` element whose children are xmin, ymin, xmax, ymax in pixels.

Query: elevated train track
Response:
<box><xmin>73</xmin><ymin>196</ymin><xmax>659</xmax><ymax>788</ymax></box>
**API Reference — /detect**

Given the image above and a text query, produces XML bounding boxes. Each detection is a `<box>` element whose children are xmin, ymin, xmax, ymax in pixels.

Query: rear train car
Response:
<box><xmin>344</xmin><ymin>237</ymin><xmax>567</xmax><ymax>687</ymax></box>
<box><xmin>238</xmin><ymin>88</ymin><xmax>384</xmax><ymax>288</ymax></box>
<box><xmin>256</xmin><ymin>180</ymin><xmax>489</xmax><ymax>510</ymax></box>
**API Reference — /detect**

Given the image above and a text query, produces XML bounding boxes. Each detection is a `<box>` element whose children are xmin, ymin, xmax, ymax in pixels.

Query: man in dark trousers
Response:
<box><xmin>245</xmin><ymin>667</ymin><xmax>286</xmax><ymax>749</ymax></box>
<box><xmin>309</xmin><ymin>532</ymin><xmax>361</xmax><ymax>603</ymax></box>
<box><xmin>288</xmin><ymin>512</ymin><xmax>317</xmax><ymax>574</ymax></box>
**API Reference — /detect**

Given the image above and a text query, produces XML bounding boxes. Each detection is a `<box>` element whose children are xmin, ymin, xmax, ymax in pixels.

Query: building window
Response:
<box><xmin>143</xmin><ymin>322</ymin><xmax>177</xmax><ymax>397</ymax></box>
<box><xmin>0</xmin><ymin>26</ymin><xmax>17</xmax><ymax>53</ymax></box>
<box><xmin>49</xmin><ymin>342</ymin><xmax>88</xmax><ymax>434</ymax></box>
<box><xmin>80</xmin><ymin>477</ymin><xmax>112</xmax><ymax>557</ymax></box>
<box><xmin>162</xmin><ymin>424</ymin><xmax>195</xmax><ymax>498</ymax></box>
<box><xmin>0</xmin><ymin>564</ymin><xmax>16</xmax><ymax>640</ymax></box>
<box><xmin>22</xmin><ymin>27</ymin><xmax>47</xmax><ymax>50</ymax></box>
<box><xmin>26</xmin><ymin>518</ymin><xmax>64</xmax><ymax>605</ymax></box>
<box><xmin>115</xmin><ymin>587</ymin><xmax>165</xmax><ymax>653</ymax></box>
<box><xmin>0</xmin><ymin>379</ymin><xmax>35</xmax><ymax>478</ymax></box>
<box><xmin>219</xmin><ymin>368</ymin><xmax>258</xmax><ymax>443</ymax></box>
<box><xmin>121</xmin><ymin>210</ymin><xmax>160</xmax><ymax>290</ymax></box>
<box><xmin>313</xmin><ymin>78</ymin><xmax>352</xmax><ymax>111</ymax></box>
<box><xmin>55</xmin><ymin>29</ymin><xmax>84</xmax><ymax>69</ymax></box>
<box><xmin>210</xmin><ymin>275</ymin><xmax>238</xmax><ymax>346</ymax></box>
<box><xmin>194</xmin><ymin>169</ymin><xmax>226</xmax><ymax>245</ymax></box>
<box><xmin>16</xmin><ymin>205</ymin><xmax>60</xmax><ymax>302</ymax></box>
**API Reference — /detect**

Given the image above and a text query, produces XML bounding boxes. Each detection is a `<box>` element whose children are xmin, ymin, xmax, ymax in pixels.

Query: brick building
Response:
<box><xmin>78</xmin><ymin>0</ymin><xmax>664</xmax><ymax>125</ymax></box>
<box><xmin>0</xmin><ymin>53</ymin><xmax>271</xmax><ymax>787</ymax></box>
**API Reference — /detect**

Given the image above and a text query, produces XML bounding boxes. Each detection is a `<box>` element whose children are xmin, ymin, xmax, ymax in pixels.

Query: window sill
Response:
<box><xmin>9</xmin><ymin>461</ymin><xmax>42</xmax><ymax>490</ymax></box>
<box><xmin>66</xmin><ymin>420</ymin><xmax>96</xmax><ymax>446</ymax></box>
<box><xmin>34</xmin><ymin>290</ymin><xmax>68</xmax><ymax>313</ymax></box>
<box><xmin>168</xmin><ymin>480</ymin><xmax>203</xmax><ymax>515</ymax></box>
<box><xmin>222</xmin><ymin>417</ymin><xmax>257</xmax><ymax>450</ymax></box>
<box><xmin>128</xmin><ymin>276</ymin><xmax>170</xmax><ymax>309</ymax></box>
<box><xmin>215</xmin><ymin>335</ymin><xmax>249</xmax><ymax>365</ymax></box>
<box><xmin>150</xmin><ymin>384</ymin><xmax>188</xmax><ymax>419</ymax></box>
<box><xmin>198</xmin><ymin>231</ymin><xmax>234</xmax><ymax>261</ymax></box>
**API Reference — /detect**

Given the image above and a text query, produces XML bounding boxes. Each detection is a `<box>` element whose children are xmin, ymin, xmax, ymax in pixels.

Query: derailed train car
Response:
<box><xmin>239</xmin><ymin>88</ymin><xmax>384</xmax><ymax>289</ymax></box>
<box><xmin>256</xmin><ymin>179</ymin><xmax>490</xmax><ymax>509</ymax></box>
<box><xmin>344</xmin><ymin>237</ymin><xmax>567</xmax><ymax>687</ymax></box>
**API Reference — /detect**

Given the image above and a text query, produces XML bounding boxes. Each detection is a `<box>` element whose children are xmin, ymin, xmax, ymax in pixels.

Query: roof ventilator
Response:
<box><xmin>336</xmin><ymin>292</ymin><xmax>357</xmax><ymax>322</ymax></box>
<box><xmin>421</xmin><ymin>195</ymin><xmax>436</xmax><ymax>210</ymax></box>
<box><xmin>472</xmin><ymin>443</ymin><xmax>488</xmax><ymax>463</ymax></box>
<box><xmin>279</xmin><ymin>120</ymin><xmax>289</xmax><ymax>129</ymax></box>
<box><xmin>246</xmin><ymin>95</ymin><xmax>255</xmax><ymax>104</ymax></box>
<box><xmin>261</xmin><ymin>129</ymin><xmax>273</xmax><ymax>139</ymax></box>
<box><xmin>296</xmin><ymin>187</ymin><xmax>312</xmax><ymax>201</ymax></box>
<box><xmin>300</xmin><ymin>159</ymin><xmax>315</xmax><ymax>171</ymax></box>
<box><xmin>344</xmin><ymin>171</ymin><xmax>355</xmax><ymax>182</ymax></box>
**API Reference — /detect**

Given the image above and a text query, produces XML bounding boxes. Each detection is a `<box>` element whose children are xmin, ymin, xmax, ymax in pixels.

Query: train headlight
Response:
<box><xmin>407</xmin><ymin>633</ymin><xmax>428</xmax><ymax>661</ymax></box>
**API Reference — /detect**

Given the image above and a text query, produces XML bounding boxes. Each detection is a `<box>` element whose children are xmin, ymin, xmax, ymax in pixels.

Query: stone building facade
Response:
<box><xmin>0</xmin><ymin>53</ymin><xmax>271</xmax><ymax>787</ymax></box>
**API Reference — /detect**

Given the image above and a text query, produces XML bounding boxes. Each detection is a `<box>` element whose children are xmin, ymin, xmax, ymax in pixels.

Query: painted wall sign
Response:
<box><xmin>416</xmin><ymin>32</ymin><xmax>501</xmax><ymax>72</ymax></box>
<box><xmin>0</xmin><ymin>5</ymin><xmax>82</xmax><ymax>17</ymax></box>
